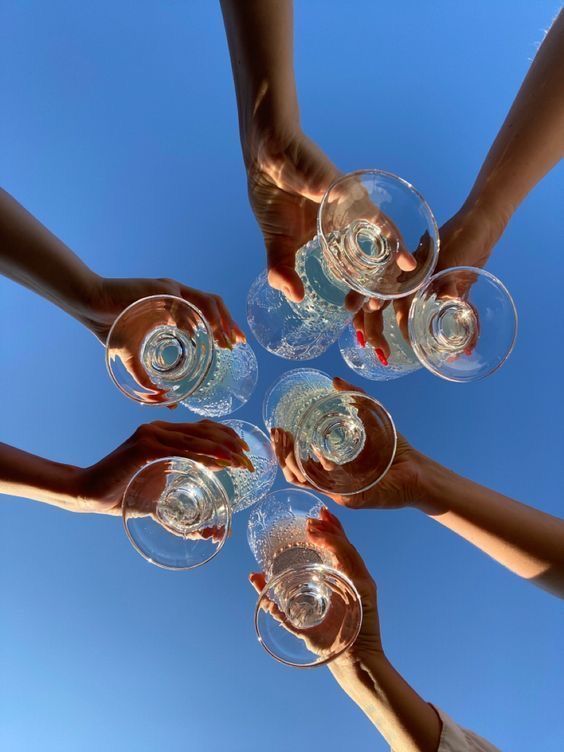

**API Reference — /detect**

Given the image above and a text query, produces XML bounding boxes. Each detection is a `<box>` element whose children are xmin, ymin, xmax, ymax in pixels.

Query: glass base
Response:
<box><xmin>122</xmin><ymin>457</ymin><xmax>231</xmax><ymax>570</ymax></box>
<box><xmin>295</xmin><ymin>391</ymin><xmax>396</xmax><ymax>496</ymax></box>
<box><xmin>255</xmin><ymin>564</ymin><xmax>362</xmax><ymax>668</ymax></box>
<box><xmin>106</xmin><ymin>295</ymin><xmax>213</xmax><ymax>406</ymax></box>
<box><xmin>409</xmin><ymin>267</ymin><xmax>517</xmax><ymax>382</ymax></box>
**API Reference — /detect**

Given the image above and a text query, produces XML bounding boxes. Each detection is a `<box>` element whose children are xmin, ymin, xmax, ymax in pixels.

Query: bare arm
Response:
<box><xmin>329</xmin><ymin>654</ymin><xmax>442</xmax><ymax>752</ymax></box>
<box><xmin>416</xmin><ymin>456</ymin><xmax>564</xmax><ymax>597</ymax></box>
<box><xmin>274</xmin><ymin>378</ymin><xmax>564</xmax><ymax>598</ymax></box>
<box><xmin>438</xmin><ymin>10</ymin><xmax>564</xmax><ymax>270</ymax></box>
<box><xmin>0</xmin><ymin>422</ymin><xmax>249</xmax><ymax>515</ymax></box>
<box><xmin>0</xmin><ymin>442</ymin><xmax>81</xmax><ymax>512</ymax></box>
<box><xmin>0</xmin><ymin>188</ymin><xmax>100</xmax><ymax>324</ymax></box>
<box><xmin>220</xmin><ymin>0</ymin><xmax>299</xmax><ymax>159</ymax></box>
<box><xmin>312</xmin><ymin>511</ymin><xmax>442</xmax><ymax>752</ymax></box>
<box><xmin>220</xmin><ymin>0</ymin><xmax>338</xmax><ymax>301</ymax></box>
<box><xmin>465</xmin><ymin>10</ymin><xmax>564</xmax><ymax>221</ymax></box>
<box><xmin>0</xmin><ymin>189</ymin><xmax>245</xmax><ymax>344</ymax></box>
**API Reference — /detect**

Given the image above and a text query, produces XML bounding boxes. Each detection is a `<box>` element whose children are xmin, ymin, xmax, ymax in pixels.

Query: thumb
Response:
<box><xmin>267</xmin><ymin>264</ymin><xmax>305</xmax><ymax>303</ymax></box>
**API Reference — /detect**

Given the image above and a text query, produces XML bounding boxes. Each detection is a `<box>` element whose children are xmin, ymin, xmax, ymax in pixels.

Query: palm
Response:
<box><xmin>331</xmin><ymin>436</ymin><xmax>421</xmax><ymax>510</ymax></box>
<box><xmin>77</xmin><ymin>421</ymin><xmax>249</xmax><ymax>516</ymax></box>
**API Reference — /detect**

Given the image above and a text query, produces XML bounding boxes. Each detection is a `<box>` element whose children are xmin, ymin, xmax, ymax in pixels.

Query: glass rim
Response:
<box><xmin>122</xmin><ymin>455</ymin><xmax>232</xmax><ymax>571</ymax></box>
<box><xmin>317</xmin><ymin>169</ymin><xmax>440</xmax><ymax>300</ymax></box>
<box><xmin>295</xmin><ymin>390</ymin><xmax>397</xmax><ymax>495</ymax></box>
<box><xmin>408</xmin><ymin>265</ymin><xmax>519</xmax><ymax>383</ymax></box>
<box><xmin>105</xmin><ymin>294</ymin><xmax>214</xmax><ymax>406</ymax></box>
<box><xmin>261</xmin><ymin>367</ymin><xmax>333</xmax><ymax>430</ymax></box>
<box><xmin>254</xmin><ymin>562</ymin><xmax>362</xmax><ymax>669</ymax></box>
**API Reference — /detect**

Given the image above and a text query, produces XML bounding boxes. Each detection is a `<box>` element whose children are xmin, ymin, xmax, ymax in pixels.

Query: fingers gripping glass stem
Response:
<box><xmin>247</xmin><ymin>170</ymin><xmax>439</xmax><ymax>360</ymax></box>
<box><xmin>248</xmin><ymin>489</ymin><xmax>362</xmax><ymax>668</ymax></box>
<box><xmin>264</xmin><ymin>369</ymin><xmax>396</xmax><ymax>495</ymax></box>
<box><xmin>106</xmin><ymin>294</ymin><xmax>258</xmax><ymax>415</ymax></box>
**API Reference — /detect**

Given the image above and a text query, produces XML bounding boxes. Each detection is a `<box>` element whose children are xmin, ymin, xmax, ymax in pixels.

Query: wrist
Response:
<box><xmin>459</xmin><ymin>193</ymin><xmax>513</xmax><ymax>242</ymax></box>
<box><xmin>412</xmin><ymin>454</ymin><xmax>459</xmax><ymax>516</ymax></box>
<box><xmin>64</xmin><ymin>269</ymin><xmax>105</xmax><ymax>322</ymax></box>
<box><xmin>35</xmin><ymin>461</ymin><xmax>83</xmax><ymax>512</ymax></box>
<box><xmin>241</xmin><ymin>94</ymin><xmax>300</xmax><ymax>168</ymax></box>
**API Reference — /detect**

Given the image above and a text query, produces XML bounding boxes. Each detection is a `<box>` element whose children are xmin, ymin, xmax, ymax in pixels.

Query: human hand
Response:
<box><xmin>78</xmin><ymin>276</ymin><xmax>246</xmax><ymax>348</ymax></box>
<box><xmin>250</xmin><ymin>507</ymin><xmax>383</xmax><ymax>662</ymax></box>
<box><xmin>246</xmin><ymin>128</ymin><xmax>340</xmax><ymax>302</ymax></box>
<box><xmin>351</xmin><ymin>231</ymin><xmax>435</xmax><ymax>361</ymax></box>
<box><xmin>75</xmin><ymin>420</ymin><xmax>251</xmax><ymax>516</ymax></box>
<box><xmin>435</xmin><ymin>204</ymin><xmax>507</xmax><ymax>275</ymax></box>
<box><xmin>271</xmin><ymin>377</ymin><xmax>424</xmax><ymax>510</ymax></box>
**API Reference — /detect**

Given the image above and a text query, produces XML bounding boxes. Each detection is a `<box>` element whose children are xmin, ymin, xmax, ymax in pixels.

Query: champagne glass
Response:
<box><xmin>263</xmin><ymin>368</ymin><xmax>396</xmax><ymax>496</ymax></box>
<box><xmin>248</xmin><ymin>488</ymin><xmax>362</xmax><ymax>668</ymax></box>
<box><xmin>122</xmin><ymin>420</ymin><xmax>277</xmax><ymax>570</ymax></box>
<box><xmin>339</xmin><ymin>267</ymin><xmax>517</xmax><ymax>383</ymax></box>
<box><xmin>247</xmin><ymin>169</ymin><xmax>439</xmax><ymax>360</ymax></box>
<box><xmin>106</xmin><ymin>295</ymin><xmax>258</xmax><ymax>416</ymax></box>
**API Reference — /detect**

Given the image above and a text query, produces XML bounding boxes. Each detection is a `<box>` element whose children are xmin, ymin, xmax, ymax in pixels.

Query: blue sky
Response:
<box><xmin>0</xmin><ymin>1</ymin><xmax>562</xmax><ymax>750</ymax></box>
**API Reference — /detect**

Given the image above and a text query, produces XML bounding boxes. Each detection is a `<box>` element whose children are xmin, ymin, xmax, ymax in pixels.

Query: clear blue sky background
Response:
<box><xmin>1</xmin><ymin>2</ymin><xmax>562</xmax><ymax>750</ymax></box>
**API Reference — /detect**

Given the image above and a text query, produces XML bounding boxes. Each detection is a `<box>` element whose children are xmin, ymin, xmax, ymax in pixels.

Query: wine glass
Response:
<box><xmin>339</xmin><ymin>267</ymin><xmax>517</xmax><ymax>383</ymax></box>
<box><xmin>247</xmin><ymin>169</ymin><xmax>439</xmax><ymax>360</ymax></box>
<box><xmin>247</xmin><ymin>488</ymin><xmax>362</xmax><ymax>668</ymax></box>
<box><xmin>122</xmin><ymin>420</ymin><xmax>277</xmax><ymax>570</ymax></box>
<box><xmin>263</xmin><ymin>368</ymin><xmax>396</xmax><ymax>496</ymax></box>
<box><xmin>106</xmin><ymin>295</ymin><xmax>258</xmax><ymax>416</ymax></box>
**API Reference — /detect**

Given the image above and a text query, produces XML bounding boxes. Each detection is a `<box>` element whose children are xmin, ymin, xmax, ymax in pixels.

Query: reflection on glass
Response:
<box><xmin>248</xmin><ymin>488</ymin><xmax>362</xmax><ymax>668</ymax></box>
<box><xmin>122</xmin><ymin>420</ymin><xmax>277</xmax><ymax>570</ymax></box>
<box><xmin>263</xmin><ymin>368</ymin><xmax>396</xmax><ymax>496</ymax></box>
<box><xmin>247</xmin><ymin>170</ymin><xmax>439</xmax><ymax>360</ymax></box>
<box><xmin>340</xmin><ymin>266</ymin><xmax>517</xmax><ymax>383</ymax></box>
<box><xmin>106</xmin><ymin>295</ymin><xmax>258</xmax><ymax>416</ymax></box>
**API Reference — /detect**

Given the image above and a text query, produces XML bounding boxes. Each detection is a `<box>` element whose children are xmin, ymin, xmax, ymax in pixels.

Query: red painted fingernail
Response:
<box><xmin>356</xmin><ymin>330</ymin><xmax>366</xmax><ymax>348</ymax></box>
<box><xmin>375</xmin><ymin>348</ymin><xmax>389</xmax><ymax>366</ymax></box>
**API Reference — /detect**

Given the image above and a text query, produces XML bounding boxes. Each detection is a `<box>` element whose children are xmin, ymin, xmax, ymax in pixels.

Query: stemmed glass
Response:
<box><xmin>247</xmin><ymin>169</ymin><xmax>439</xmax><ymax>360</ymax></box>
<box><xmin>339</xmin><ymin>267</ymin><xmax>518</xmax><ymax>383</ymax></box>
<box><xmin>247</xmin><ymin>488</ymin><xmax>362</xmax><ymax>668</ymax></box>
<box><xmin>122</xmin><ymin>420</ymin><xmax>277</xmax><ymax>570</ymax></box>
<box><xmin>106</xmin><ymin>295</ymin><xmax>258</xmax><ymax>416</ymax></box>
<box><xmin>263</xmin><ymin>368</ymin><xmax>396</xmax><ymax>496</ymax></box>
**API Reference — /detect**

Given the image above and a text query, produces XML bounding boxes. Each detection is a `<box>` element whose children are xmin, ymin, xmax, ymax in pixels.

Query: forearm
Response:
<box><xmin>220</xmin><ymin>0</ymin><xmax>300</xmax><ymax>161</ymax></box>
<box><xmin>416</xmin><ymin>456</ymin><xmax>564</xmax><ymax>596</ymax></box>
<box><xmin>0</xmin><ymin>189</ymin><xmax>101</xmax><ymax>321</ymax></box>
<box><xmin>463</xmin><ymin>11</ymin><xmax>564</xmax><ymax>220</ymax></box>
<box><xmin>0</xmin><ymin>442</ymin><xmax>81</xmax><ymax>512</ymax></box>
<box><xmin>329</xmin><ymin>652</ymin><xmax>441</xmax><ymax>752</ymax></box>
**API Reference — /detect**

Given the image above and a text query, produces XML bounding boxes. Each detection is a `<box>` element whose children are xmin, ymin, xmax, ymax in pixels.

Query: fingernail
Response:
<box><xmin>464</xmin><ymin>346</ymin><xmax>473</xmax><ymax>356</ymax></box>
<box><xmin>375</xmin><ymin>348</ymin><xmax>389</xmax><ymax>366</ymax></box>
<box><xmin>240</xmin><ymin>440</ymin><xmax>250</xmax><ymax>451</ymax></box>
<box><xmin>243</xmin><ymin>456</ymin><xmax>255</xmax><ymax>472</ymax></box>
<box><xmin>356</xmin><ymin>330</ymin><xmax>366</xmax><ymax>348</ymax></box>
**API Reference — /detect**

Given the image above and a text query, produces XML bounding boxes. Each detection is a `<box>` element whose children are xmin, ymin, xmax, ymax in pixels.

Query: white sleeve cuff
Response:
<box><xmin>433</xmin><ymin>706</ymin><xmax>501</xmax><ymax>752</ymax></box>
